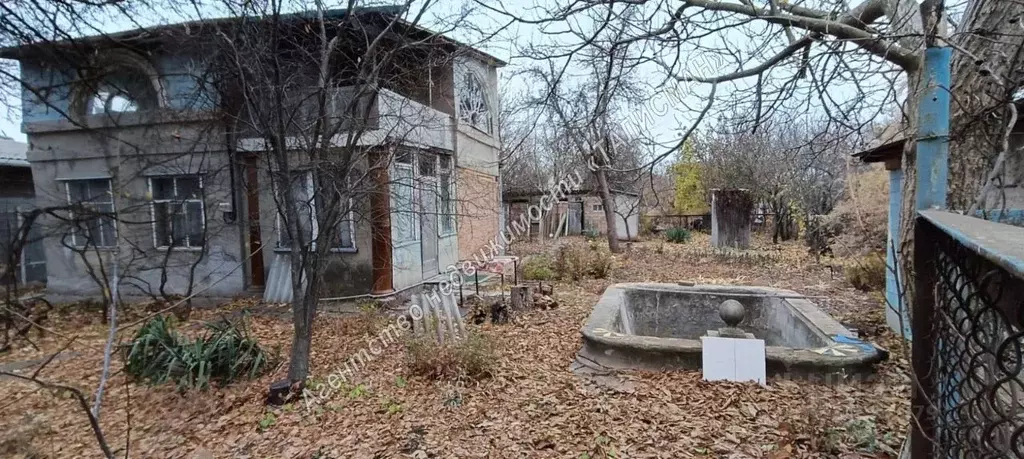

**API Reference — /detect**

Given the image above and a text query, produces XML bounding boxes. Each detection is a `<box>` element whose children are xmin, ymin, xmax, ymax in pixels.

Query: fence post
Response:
<box><xmin>910</xmin><ymin>218</ymin><xmax>939</xmax><ymax>459</ymax></box>
<box><xmin>915</xmin><ymin>46</ymin><xmax>951</xmax><ymax>211</ymax></box>
<box><xmin>908</xmin><ymin>36</ymin><xmax>951</xmax><ymax>457</ymax></box>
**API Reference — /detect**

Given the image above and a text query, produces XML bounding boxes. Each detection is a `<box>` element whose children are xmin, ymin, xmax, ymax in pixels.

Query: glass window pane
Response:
<box><xmin>419</xmin><ymin>154</ymin><xmax>435</xmax><ymax>176</ymax></box>
<box><xmin>171</xmin><ymin>205</ymin><xmax>187</xmax><ymax>245</ymax></box>
<box><xmin>186</xmin><ymin>202</ymin><xmax>204</xmax><ymax>245</ymax></box>
<box><xmin>153</xmin><ymin>202</ymin><xmax>170</xmax><ymax>245</ymax></box>
<box><xmin>99</xmin><ymin>215</ymin><xmax>116</xmax><ymax>247</ymax></box>
<box><xmin>176</xmin><ymin>177</ymin><xmax>201</xmax><ymax>199</ymax></box>
<box><xmin>152</xmin><ymin>177</ymin><xmax>175</xmax><ymax>200</ymax></box>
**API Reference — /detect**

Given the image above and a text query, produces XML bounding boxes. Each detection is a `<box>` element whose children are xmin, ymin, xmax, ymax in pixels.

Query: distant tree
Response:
<box><xmin>672</xmin><ymin>140</ymin><xmax>708</xmax><ymax>215</ymax></box>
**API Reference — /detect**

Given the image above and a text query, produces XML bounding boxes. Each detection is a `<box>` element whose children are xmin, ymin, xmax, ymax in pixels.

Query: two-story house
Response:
<box><xmin>0</xmin><ymin>6</ymin><xmax>505</xmax><ymax>301</ymax></box>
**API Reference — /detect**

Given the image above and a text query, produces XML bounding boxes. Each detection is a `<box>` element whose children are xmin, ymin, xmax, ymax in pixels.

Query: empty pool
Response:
<box><xmin>579</xmin><ymin>283</ymin><xmax>885</xmax><ymax>379</ymax></box>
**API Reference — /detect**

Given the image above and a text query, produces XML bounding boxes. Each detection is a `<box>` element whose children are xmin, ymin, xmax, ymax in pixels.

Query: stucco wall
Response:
<box><xmin>27</xmin><ymin>121</ymin><xmax>246</xmax><ymax>298</ymax></box>
<box><xmin>581</xmin><ymin>193</ymin><xmax>639</xmax><ymax>241</ymax></box>
<box><xmin>253</xmin><ymin>156</ymin><xmax>374</xmax><ymax>299</ymax></box>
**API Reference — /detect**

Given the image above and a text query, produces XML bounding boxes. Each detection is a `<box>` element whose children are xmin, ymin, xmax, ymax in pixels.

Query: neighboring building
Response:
<box><xmin>0</xmin><ymin>136</ymin><xmax>46</xmax><ymax>284</ymax></box>
<box><xmin>0</xmin><ymin>7</ymin><xmax>504</xmax><ymax>300</ymax></box>
<box><xmin>503</xmin><ymin>187</ymin><xmax>641</xmax><ymax>241</ymax></box>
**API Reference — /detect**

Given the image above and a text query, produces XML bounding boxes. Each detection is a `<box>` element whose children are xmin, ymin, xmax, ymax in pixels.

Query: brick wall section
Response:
<box><xmin>457</xmin><ymin>167</ymin><xmax>500</xmax><ymax>259</ymax></box>
<box><xmin>582</xmin><ymin>195</ymin><xmax>608</xmax><ymax>234</ymax></box>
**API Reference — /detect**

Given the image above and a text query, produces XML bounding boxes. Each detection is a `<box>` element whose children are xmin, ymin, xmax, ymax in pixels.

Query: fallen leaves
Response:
<box><xmin>0</xmin><ymin>234</ymin><xmax>910</xmax><ymax>458</ymax></box>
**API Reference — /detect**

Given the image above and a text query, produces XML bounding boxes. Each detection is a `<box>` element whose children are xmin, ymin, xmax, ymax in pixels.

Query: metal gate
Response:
<box><xmin>911</xmin><ymin>210</ymin><xmax>1024</xmax><ymax>458</ymax></box>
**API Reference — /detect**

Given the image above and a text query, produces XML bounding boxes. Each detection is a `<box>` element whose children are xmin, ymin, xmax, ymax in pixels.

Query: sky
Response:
<box><xmin>0</xmin><ymin>0</ymin><xmax>907</xmax><ymax>159</ymax></box>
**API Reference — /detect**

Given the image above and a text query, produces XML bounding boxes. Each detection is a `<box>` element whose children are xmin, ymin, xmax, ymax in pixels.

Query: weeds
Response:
<box><xmin>555</xmin><ymin>242</ymin><xmax>614</xmax><ymax>280</ymax></box>
<box><xmin>403</xmin><ymin>331</ymin><xmax>496</xmax><ymax>381</ymax></box>
<box><xmin>522</xmin><ymin>255</ymin><xmax>556</xmax><ymax>281</ymax></box>
<box><xmin>665</xmin><ymin>227</ymin><xmax>692</xmax><ymax>244</ymax></box>
<box><xmin>845</xmin><ymin>255</ymin><xmax>886</xmax><ymax>291</ymax></box>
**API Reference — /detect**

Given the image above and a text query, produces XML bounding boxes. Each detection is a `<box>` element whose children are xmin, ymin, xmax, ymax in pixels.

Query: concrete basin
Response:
<box><xmin>580</xmin><ymin>283</ymin><xmax>885</xmax><ymax>379</ymax></box>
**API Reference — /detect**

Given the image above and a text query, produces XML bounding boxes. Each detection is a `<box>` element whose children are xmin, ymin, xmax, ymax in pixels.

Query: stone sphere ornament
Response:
<box><xmin>719</xmin><ymin>299</ymin><xmax>746</xmax><ymax>327</ymax></box>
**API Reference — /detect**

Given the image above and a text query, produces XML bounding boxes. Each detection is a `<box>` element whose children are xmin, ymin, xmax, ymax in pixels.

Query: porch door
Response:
<box><xmin>568</xmin><ymin>202</ymin><xmax>583</xmax><ymax>235</ymax></box>
<box><xmin>420</xmin><ymin>178</ymin><xmax>439</xmax><ymax>279</ymax></box>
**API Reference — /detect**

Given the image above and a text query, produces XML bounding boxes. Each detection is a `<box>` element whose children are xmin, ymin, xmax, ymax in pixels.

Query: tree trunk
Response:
<box><xmin>897</xmin><ymin>1</ymin><xmax>1024</xmax><ymax>304</ymax></box>
<box><xmin>510</xmin><ymin>285</ymin><xmax>532</xmax><ymax>312</ymax></box>
<box><xmin>595</xmin><ymin>167</ymin><xmax>622</xmax><ymax>252</ymax></box>
<box><xmin>287</xmin><ymin>268</ymin><xmax>318</xmax><ymax>383</ymax></box>
<box><xmin>947</xmin><ymin>0</ymin><xmax>1024</xmax><ymax>211</ymax></box>
<box><xmin>712</xmin><ymin>189</ymin><xmax>754</xmax><ymax>249</ymax></box>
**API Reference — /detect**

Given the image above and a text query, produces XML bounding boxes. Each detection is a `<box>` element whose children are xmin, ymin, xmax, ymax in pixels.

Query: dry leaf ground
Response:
<box><xmin>0</xmin><ymin>233</ymin><xmax>910</xmax><ymax>458</ymax></box>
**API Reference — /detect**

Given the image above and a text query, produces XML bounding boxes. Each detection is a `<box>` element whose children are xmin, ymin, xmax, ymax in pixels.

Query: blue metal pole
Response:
<box><xmin>886</xmin><ymin>168</ymin><xmax>908</xmax><ymax>336</ymax></box>
<box><xmin>915</xmin><ymin>47</ymin><xmax>952</xmax><ymax>211</ymax></box>
<box><xmin>911</xmin><ymin>44</ymin><xmax>952</xmax><ymax>459</ymax></box>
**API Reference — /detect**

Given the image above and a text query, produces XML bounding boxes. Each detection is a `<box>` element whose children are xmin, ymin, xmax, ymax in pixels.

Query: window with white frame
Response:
<box><xmin>439</xmin><ymin>154</ymin><xmax>455</xmax><ymax>234</ymax></box>
<box><xmin>65</xmin><ymin>178</ymin><xmax>116</xmax><ymax>248</ymax></box>
<box><xmin>277</xmin><ymin>171</ymin><xmax>355</xmax><ymax>250</ymax></box>
<box><xmin>458</xmin><ymin>72</ymin><xmax>492</xmax><ymax>134</ymax></box>
<box><xmin>333</xmin><ymin>176</ymin><xmax>355</xmax><ymax>250</ymax></box>
<box><xmin>278</xmin><ymin>171</ymin><xmax>316</xmax><ymax>249</ymax></box>
<box><xmin>150</xmin><ymin>176</ymin><xmax>205</xmax><ymax>248</ymax></box>
<box><xmin>393</xmin><ymin>151</ymin><xmax>417</xmax><ymax>244</ymax></box>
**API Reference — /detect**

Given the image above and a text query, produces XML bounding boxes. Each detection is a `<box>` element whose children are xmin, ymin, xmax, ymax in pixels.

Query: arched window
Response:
<box><xmin>86</xmin><ymin>69</ymin><xmax>158</xmax><ymax>115</ymax></box>
<box><xmin>458</xmin><ymin>72</ymin><xmax>491</xmax><ymax>134</ymax></box>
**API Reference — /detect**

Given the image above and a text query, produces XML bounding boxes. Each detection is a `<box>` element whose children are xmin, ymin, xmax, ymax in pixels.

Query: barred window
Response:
<box><xmin>458</xmin><ymin>72</ymin><xmax>491</xmax><ymax>134</ymax></box>
<box><xmin>439</xmin><ymin>155</ymin><xmax>455</xmax><ymax>234</ymax></box>
<box><xmin>150</xmin><ymin>176</ymin><xmax>204</xmax><ymax>248</ymax></box>
<box><xmin>65</xmin><ymin>179</ymin><xmax>116</xmax><ymax>248</ymax></box>
<box><xmin>393</xmin><ymin>162</ymin><xmax>417</xmax><ymax>244</ymax></box>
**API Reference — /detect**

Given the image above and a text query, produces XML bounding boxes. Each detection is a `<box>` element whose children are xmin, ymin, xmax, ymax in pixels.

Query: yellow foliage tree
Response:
<box><xmin>672</xmin><ymin>141</ymin><xmax>709</xmax><ymax>214</ymax></box>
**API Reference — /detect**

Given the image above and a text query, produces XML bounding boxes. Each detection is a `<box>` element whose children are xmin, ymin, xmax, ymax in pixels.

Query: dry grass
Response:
<box><xmin>828</xmin><ymin>165</ymin><xmax>890</xmax><ymax>257</ymax></box>
<box><xmin>403</xmin><ymin>331</ymin><xmax>496</xmax><ymax>381</ymax></box>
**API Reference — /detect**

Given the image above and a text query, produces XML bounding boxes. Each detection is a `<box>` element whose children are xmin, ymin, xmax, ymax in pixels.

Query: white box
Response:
<box><xmin>701</xmin><ymin>336</ymin><xmax>766</xmax><ymax>385</ymax></box>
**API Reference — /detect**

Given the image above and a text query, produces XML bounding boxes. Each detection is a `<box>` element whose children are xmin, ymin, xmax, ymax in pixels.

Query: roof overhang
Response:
<box><xmin>853</xmin><ymin>139</ymin><xmax>906</xmax><ymax>165</ymax></box>
<box><xmin>0</xmin><ymin>5</ymin><xmax>507</xmax><ymax>67</ymax></box>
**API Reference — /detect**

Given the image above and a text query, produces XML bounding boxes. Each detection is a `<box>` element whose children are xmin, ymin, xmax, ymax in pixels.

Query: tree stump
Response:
<box><xmin>510</xmin><ymin>285</ymin><xmax>533</xmax><ymax>312</ymax></box>
<box><xmin>711</xmin><ymin>189</ymin><xmax>754</xmax><ymax>249</ymax></box>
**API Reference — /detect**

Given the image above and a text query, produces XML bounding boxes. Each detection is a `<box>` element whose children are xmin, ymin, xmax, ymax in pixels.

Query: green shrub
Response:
<box><xmin>846</xmin><ymin>255</ymin><xmax>886</xmax><ymax>291</ymax></box>
<box><xmin>404</xmin><ymin>331</ymin><xmax>495</xmax><ymax>380</ymax></box>
<box><xmin>522</xmin><ymin>256</ymin><xmax>555</xmax><ymax>281</ymax></box>
<box><xmin>582</xmin><ymin>226</ymin><xmax>600</xmax><ymax>241</ymax></box>
<box><xmin>665</xmin><ymin>227</ymin><xmax>692</xmax><ymax>244</ymax></box>
<box><xmin>124</xmin><ymin>315</ymin><xmax>274</xmax><ymax>391</ymax></box>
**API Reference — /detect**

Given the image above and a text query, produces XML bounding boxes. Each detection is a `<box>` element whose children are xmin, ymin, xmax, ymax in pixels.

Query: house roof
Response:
<box><xmin>0</xmin><ymin>137</ymin><xmax>29</xmax><ymax>167</ymax></box>
<box><xmin>0</xmin><ymin>5</ymin><xmax>507</xmax><ymax>66</ymax></box>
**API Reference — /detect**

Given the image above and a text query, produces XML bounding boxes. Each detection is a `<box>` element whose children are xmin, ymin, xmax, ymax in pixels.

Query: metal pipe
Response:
<box><xmin>513</xmin><ymin>258</ymin><xmax>519</xmax><ymax>285</ymax></box>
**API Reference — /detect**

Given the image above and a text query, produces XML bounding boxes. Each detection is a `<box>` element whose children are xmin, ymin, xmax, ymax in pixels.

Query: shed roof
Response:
<box><xmin>0</xmin><ymin>137</ymin><xmax>29</xmax><ymax>167</ymax></box>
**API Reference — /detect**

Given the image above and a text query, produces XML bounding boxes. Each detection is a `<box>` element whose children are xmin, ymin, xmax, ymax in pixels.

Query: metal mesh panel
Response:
<box><xmin>920</xmin><ymin>218</ymin><xmax>1024</xmax><ymax>457</ymax></box>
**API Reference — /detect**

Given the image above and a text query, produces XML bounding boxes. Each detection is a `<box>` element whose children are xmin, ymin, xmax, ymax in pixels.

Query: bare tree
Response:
<box><xmin>209</xmin><ymin>0</ymin><xmax>465</xmax><ymax>384</ymax></box>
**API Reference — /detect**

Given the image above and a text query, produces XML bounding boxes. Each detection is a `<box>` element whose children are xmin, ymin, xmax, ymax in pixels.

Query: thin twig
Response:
<box><xmin>0</xmin><ymin>371</ymin><xmax>115</xmax><ymax>458</ymax></box>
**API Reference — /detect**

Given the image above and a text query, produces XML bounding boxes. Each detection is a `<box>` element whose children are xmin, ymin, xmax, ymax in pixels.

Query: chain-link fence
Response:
<box><xmin>912</xmin><ymin>211</ymin><xmax>1024</xmax><ymax>458</ymax></box>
